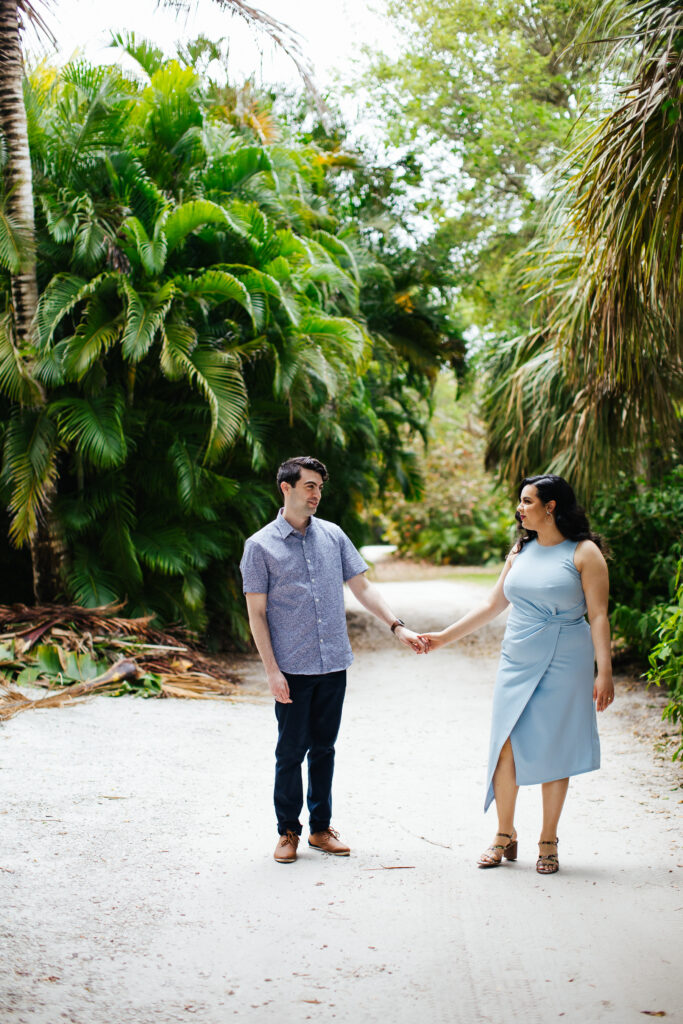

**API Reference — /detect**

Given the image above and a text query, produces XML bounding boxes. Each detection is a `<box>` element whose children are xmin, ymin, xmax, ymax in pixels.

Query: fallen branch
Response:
<box><xmin>0</xmin><ymin>603</ymin><xmax>244</xmax><ymax>721</ymax></box>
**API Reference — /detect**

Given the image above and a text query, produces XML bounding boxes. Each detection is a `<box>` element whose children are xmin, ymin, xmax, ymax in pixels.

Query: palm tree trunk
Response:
<box><xmin>0</xmin><ymin>0</ymin><xmax>64</xmax><ymax>602</ymax></box>
<box><xmin>0</xmin><ymin>0</ymin><xmax>39</xmax><ymax>344</ymax></box>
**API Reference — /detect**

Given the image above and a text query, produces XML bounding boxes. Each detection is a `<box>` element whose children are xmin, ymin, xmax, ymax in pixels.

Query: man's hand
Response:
<box><xmin>395</xmin><ymin>625</ymin><xmax>429</xmax><ymax>653</ymax></box>
<box><xmin>268</xmin><ymin>670</ymin><xmax>292</xmax><ymax>703</ymax></box>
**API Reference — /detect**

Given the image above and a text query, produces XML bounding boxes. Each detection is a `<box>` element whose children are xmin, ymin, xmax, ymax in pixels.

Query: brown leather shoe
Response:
<box><xmin>274</xmin><ymin>831</ymin><xmax>299</xmax><ymax>863</ymax></box>
<box><xmin>308</xmin><ymin>827</ymin><xmax>350</xmax><ymax>856</ymax></box>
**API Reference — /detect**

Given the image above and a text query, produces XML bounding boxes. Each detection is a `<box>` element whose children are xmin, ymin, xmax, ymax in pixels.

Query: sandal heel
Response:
<box><xmin>504</xmin><ymin>840</ymin><xmax>518</xmax><ymax>861</ymax></box>
<box><xmin>477</xmin><ymin>831</ymin><xmax>517</xmax><ymax>868</ymax></box>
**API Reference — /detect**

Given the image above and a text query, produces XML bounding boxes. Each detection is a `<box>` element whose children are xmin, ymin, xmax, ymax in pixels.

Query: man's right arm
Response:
<box><xmin>244</xmin><ymin>593</ymin><xmax>292</xmax><ymax>704</ymax></box>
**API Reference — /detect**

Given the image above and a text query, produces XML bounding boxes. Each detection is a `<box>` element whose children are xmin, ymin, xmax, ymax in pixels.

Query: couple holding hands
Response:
<box><xmin>240</xmin><ymin>456</ymin><xmax>614</xmax><ymax>873</ymax></box>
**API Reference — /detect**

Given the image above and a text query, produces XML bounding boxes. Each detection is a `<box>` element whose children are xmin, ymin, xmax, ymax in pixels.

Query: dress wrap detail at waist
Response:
<box><xmin>506</xmin><ymin>599</ymin><xmax>587</xmax><ymax>633</ymax></box>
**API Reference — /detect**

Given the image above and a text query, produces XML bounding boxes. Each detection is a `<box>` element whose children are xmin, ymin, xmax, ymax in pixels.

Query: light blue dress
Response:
<box><xmin>485</xmin><ymin>538</ymin><xmax>600</xmax><ymax>811</ymax></box>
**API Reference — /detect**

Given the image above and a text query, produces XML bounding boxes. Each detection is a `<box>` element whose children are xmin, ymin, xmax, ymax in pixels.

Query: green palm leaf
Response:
<box><xmin>73</xmin><ymin>211</ymin><xmax>109</xmax><ymax>272</ymax></box>
<box><xmin>191</xmin><ymin>346</ymin><xmax>248</xmax><ymax>460</ymax></box>
<box><xmin>35</xmin><ymin>272</ymin><xmax>115</xmax><ymax>348</ymax></box>
<box><xmin>163</xmin><ymin>199</ymin><xmax>244</xmax><ymax>253</ymax></box>
<box><xmin>39</xmin><ymin>193</ymin><xmax>79</xmax><ymax>244</ymax></box>
<box><xmin>119</xmin><ymin>279</ymin><xmax>175</xmax><ymax>362</ymax></box>
<box><xmin>312</xmin><ymin>230</ymin><xmax>360</xmax><ymax>282</ymax></box>
<box><xmin>62</xmin><ymin>300</ymin><xmax>123</xmax><ymax>380</ymax></box>
<box><xmin>160</xmin><ymin>321</ymin><xmax>197</xmax><ymax>381</ymax></box>
<box><xmin>0</xmin><ymin>316</ymin><xmax>43</xmax><ymax>404</ymax></box>
<box><xmin>0</xmin><ymin>199</ymin><xmax>33</xmax><ymax>273</ymax></box>
<box><xmin>122</xmin><ymin>215</ymin><xmax>168</xmax><ymax>275</ymax></box>
<box><xmin>162</xmin><ymin>324</ymin><xmax>248</xmax><ymax>459</ymax></box>
<box><xmin>221</xmin><ymin>263</ymin><xmax>298</xmax><ymax>327</ymax></box>
<box><xmin>203</xmin><ymin>145</ymin><xmax>274</xmax><ymax>194</ymax></box>
<box><xmin>299</xmin><ymin>314</ymin><xmax>368</xmax><ymax>364</ymax></box>
<box><xmin>132</xmin><ymin>525</ymin><xmax>190</xmax><ymax>574</ymax></box>
<box><xmin>177</xmin><ymin>268</ymin><xmax>255</xmax><ymax>325</ymax></box>
<box><xmin>109</xmin><ymin>30</ymin><xmax>165</xmax><ymax>77</ymax></box>
<box><xmin>2</xmin><ymin>409</ymin><xmax>60</xmax><ymax>546</ymax></box>
<box><xmin>66</xmin><ymin>547</ymin><xmax>121</xmax><ymax>607</ymax></box>
<box><xmin>51</xmin><ymin>389</ymin><xmax>128</xmax><ymax>468</ymax></box>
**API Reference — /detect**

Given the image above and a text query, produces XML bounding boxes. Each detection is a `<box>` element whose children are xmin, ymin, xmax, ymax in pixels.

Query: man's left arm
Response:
<box><xmin>346</xmin><ymin>573</ymin><xmax>427</xmax><ymax>653</ymax></box>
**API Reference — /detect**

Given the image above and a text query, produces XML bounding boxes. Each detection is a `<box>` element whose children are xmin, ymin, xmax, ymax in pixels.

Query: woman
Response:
<box><xmin>420</xmin><ymin>475</ymin><xmax>614</xmax><ymax>874</ymax></box>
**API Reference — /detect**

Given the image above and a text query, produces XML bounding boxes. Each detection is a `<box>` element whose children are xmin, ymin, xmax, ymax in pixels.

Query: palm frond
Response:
<box><xmin>132</xmin><ymin>525</ymin><xmax>190</xmax><ymax>573</ymax></box>
<box><xmin>50</xmin><ymin>389</ymin><xmax>128</xmax><ymax>468</ymax></box>
<box><xmin>203</xmin><ymin>145</ymin><xmax>275</xmax><ymax>198</ymax></box>
<box><xmin>17</xmin><ymin>0</ymin><xmax>56</xmax><ymax>45</ymax></box>
<box><xmin>119</xmin><ymin>279</ymin><xmax>175</xmax><ymax>362</ymax></box>
<box><xmin>34</xmin><ymin>273</ymin><xmax>114</xmax><ymax>349</ymax></box>
<box><xmin>0</xmin><ymin>199</ymin><xmax>33</xmax><ymax>273</ymax></box>
<box><xmin>176</xmin><ymin>268</ymin><xmax>255</xmax><ymax>326</ymax></box>
<box><xmin>62</xmin><ymin>300</ymin><xmax>123</xmax><ymax>380</ymax></box>
<box><xmin>220</xmin><ymin>263</ymin><xmax>298</xmax><ymax>327</ymax></box>
<box><xmin>66</xmin><ymin>547</ymin><xmax>121</xmax><ymax>607</ymax></box>
<box><xmin>122</xmin><ymin>215</ymin><xmax>169</xmax><ymax>275</ymax></box>
<box><xmin>108</xmin><ymin>30</ymin><xmax>166</xmax><ymax>78</ymax></box>
<box><xmin>0</xmin><ymin>316</ymin><xmax>43</xmax><ymax>405</ymax></box>
<box><xmin>2</xmin><ymin>409</ymin><xmax>60</xmax><ymax>547</ymax></box>
<box><xmin>190</xmin><ymin>346</ymin><xmax>248</xmax><ymax>460</ymax></box>
<box><xmin>162</xmin><ymin>198</ymin><xmax>243</xmax><ymax>253</ymax></box>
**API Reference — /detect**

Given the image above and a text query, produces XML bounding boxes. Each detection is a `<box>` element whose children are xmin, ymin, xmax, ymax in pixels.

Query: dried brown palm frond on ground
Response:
<box><xmin>0</xmin><ymin>602</ymin><xmax>248</xmax><ymax>721</ymax></box>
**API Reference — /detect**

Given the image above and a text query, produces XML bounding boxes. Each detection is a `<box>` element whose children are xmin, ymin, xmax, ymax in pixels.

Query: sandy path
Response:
<box><xmin>1</xmin><ymin>579</ymin><xmax>681</xmax><ymax>1024</ymax></box>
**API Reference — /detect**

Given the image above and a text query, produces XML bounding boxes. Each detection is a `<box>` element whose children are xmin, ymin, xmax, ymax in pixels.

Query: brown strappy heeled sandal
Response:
<box><xmin>477</xmin><ymin>831</ymin><xmax>518</xmax><ymax>868</ymax></box>
<box><xmin>536</xmin><ymin>838</ymin><xmax>559</xmax><ymax>874</ymax></box>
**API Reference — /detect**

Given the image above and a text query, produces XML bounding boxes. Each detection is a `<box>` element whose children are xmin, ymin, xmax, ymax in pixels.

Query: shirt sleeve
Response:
<box><xmin>337</xmin><ymin>528</ymin><xmax>369</xmax><ymax>581</ymax></box>
<box><xmin>240</xmin><ymin>540</ymin><xmax>269</xmax><ymax>594</ymax></box>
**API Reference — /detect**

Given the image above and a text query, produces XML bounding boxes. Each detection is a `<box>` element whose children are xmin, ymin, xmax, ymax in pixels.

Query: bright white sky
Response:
<box><xmin>25</xmin><ymin>0</ymin><xmax>394</xmax><ymax>91</ymax></box>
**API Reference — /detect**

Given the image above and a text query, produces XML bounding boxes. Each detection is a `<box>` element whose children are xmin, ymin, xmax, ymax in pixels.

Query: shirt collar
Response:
<box><xmin>276</xmin><ymin>507</ymin><xmax>315</xmax><ymax>538</ymax></box>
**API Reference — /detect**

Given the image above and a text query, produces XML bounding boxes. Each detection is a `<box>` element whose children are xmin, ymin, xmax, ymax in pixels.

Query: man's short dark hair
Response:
<box><xmin>277</xmin><ymin>456</ymin><xmax>329</xmax><ymax>495</ymax></box>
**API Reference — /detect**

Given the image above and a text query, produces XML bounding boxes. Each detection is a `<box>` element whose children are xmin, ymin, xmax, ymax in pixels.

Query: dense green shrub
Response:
<box><xmin>647</xmin><ymin>561</ymin><xmax>683</xmax><ymax>760</ymax></box>
<box><xmin>591</xmin><ymin>467</ymin><xmax>683</xmax><ymax>658</ymax></box>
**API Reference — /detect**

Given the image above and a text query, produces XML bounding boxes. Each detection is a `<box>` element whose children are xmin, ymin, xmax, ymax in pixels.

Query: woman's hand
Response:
<box><xmin>418</xmin><ymin>631</ymin><xmax>447</xmax><ymax>652</ymax></box>
<box><xmin>594</xmin><ymin>673</ymin><xmax>615</xmax><ymax>712</ymax></box>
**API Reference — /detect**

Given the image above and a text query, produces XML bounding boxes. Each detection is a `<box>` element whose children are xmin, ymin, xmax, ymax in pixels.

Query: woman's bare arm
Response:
<box><xmin>575</xmin><ymin>540</ymin><xmax>614</xmax><ymax>712</ymax></box>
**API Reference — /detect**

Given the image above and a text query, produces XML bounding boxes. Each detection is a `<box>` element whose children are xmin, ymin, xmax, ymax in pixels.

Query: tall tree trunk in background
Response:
<box><xmin>0</xmin><ymin>0</ymin><xmax>38</xmax><ymax>341</ymax></box>
<box><xmin>0</xmin><ymin>0</ymin><xmax>63</xmax><ymax>602</ymax></box>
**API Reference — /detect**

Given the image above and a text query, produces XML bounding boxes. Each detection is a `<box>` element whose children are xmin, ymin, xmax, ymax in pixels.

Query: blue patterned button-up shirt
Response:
<box><xmin>240</xmin><ymin>509</ymin><xmax>369</xmax><ymax>675</ymax></box>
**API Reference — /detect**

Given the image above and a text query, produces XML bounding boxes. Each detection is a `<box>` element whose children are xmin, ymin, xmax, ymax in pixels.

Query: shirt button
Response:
<box><xmin>320</xmin><ymin>638</ymin><xmax>324</xmax><ymax>644</ymax></box>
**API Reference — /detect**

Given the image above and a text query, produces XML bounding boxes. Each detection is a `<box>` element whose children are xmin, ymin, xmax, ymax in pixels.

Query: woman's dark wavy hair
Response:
<box><xmin>514</xmin><ymin>474</ymin><xmax>607</xmax><ymax>554</ymax></box>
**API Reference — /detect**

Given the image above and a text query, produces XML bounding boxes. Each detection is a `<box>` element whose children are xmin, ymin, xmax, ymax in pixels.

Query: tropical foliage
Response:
<box><xmin>379</xmin><ymin>378</ymin><xmax>512</xmax><ymax>565</ymax></box>
<box><xmin>647</xmin><ymin>560</ymin><xmax>683</xmax><ymax>761</ymax></box>
<box><xmin>0</xmin><ymin>44</ymin><xmax>461</xmax><ymax>637</ymax></box>
<box><xmin>590</xmin><ymin>468</ymin><xmax>683</xmax><ymax>658</ymax></box>
<box><xmin>482</xmin><ymin>0</ymin><xmax>683</xmax><ymax>494</ymax></box>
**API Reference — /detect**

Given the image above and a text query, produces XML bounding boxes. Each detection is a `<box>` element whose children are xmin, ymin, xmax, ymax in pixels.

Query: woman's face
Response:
<box><xmin>517</xmin><ymin>484</ymin><xmax>553</xmax><ymax>532</ymax></box>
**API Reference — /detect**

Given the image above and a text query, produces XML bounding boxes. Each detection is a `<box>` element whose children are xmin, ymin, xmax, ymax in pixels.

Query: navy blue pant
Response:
<box><xmin>274</xmin><ymin>670</ymin><xmax>347</xmax><ymax>836</ymax></box>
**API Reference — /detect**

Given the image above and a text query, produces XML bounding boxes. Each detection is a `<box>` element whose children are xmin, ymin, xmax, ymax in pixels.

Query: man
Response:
<box><xmin>240</xmin><ymin>455</ymin><xmax>426</xmax><ymax>864</ymax></box>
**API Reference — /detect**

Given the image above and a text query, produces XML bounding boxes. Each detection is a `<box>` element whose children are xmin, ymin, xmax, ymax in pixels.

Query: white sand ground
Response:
<box><xmin>1</xmin><ymin>577</ymin><xmax>681</xmax><ymax>1024</ymax></box>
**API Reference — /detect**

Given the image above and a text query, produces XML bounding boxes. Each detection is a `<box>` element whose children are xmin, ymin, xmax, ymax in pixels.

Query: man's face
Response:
<box><xmin>282</xmin><ymin>469</ymin><xmax>324</xmax><ymax>517</ymax></box>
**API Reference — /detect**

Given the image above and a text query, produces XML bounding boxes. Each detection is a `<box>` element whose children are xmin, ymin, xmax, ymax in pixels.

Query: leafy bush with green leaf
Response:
<box><xmin>591</xmin><ymin>467</ymin><xmax>683</xmax><ymax>659</ymax></box>
<box><xmin>647</xmin><ymin>560</ymin><xmax>683</xmax><ymax>760</ymax></box>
